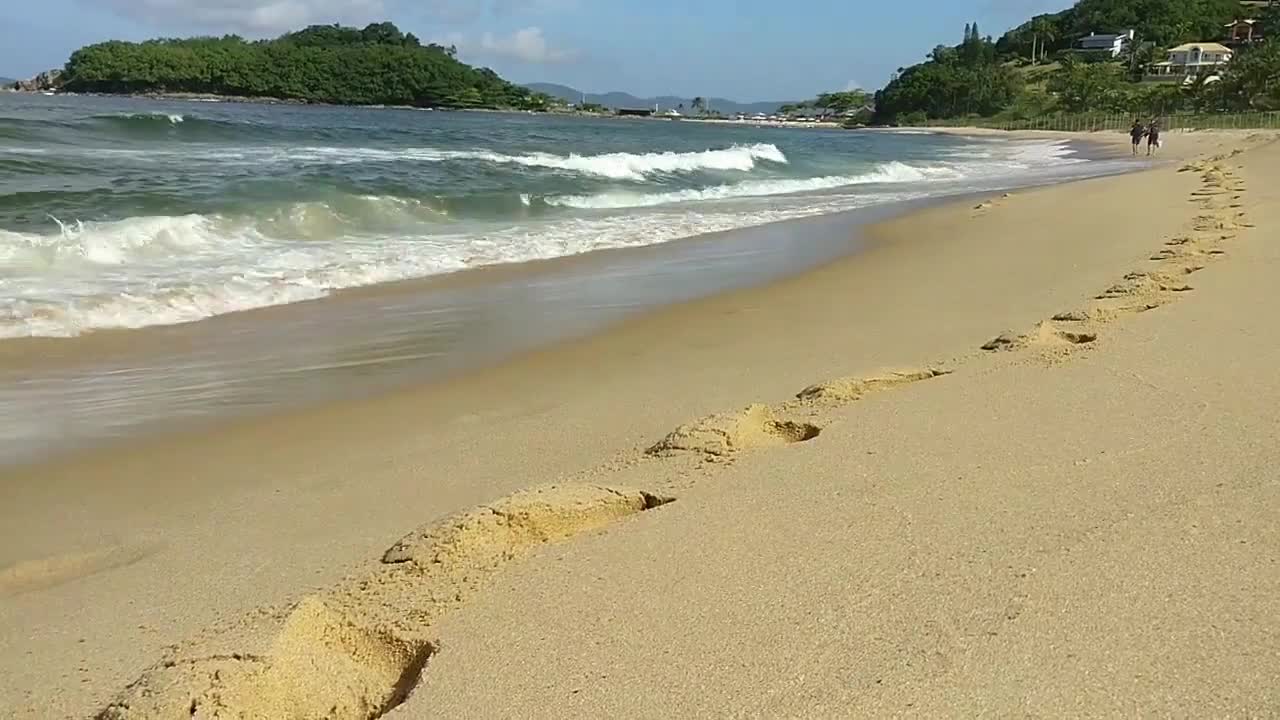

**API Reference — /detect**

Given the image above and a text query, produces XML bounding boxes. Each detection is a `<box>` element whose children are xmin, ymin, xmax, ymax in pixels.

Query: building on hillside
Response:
<box><xmin>1147</xmin><ymin>43</ymin><xmax>1234</xmax><ymax>83</ymax></box>
<box><xmin>1223</xmin><ymin>18</ymin><xmax>1264</xmax><ymax>47</ymax></box>
<box><xmin>1239</xmin><ymin>0</ymin><xmax>1277</xmax><ymax>10</ymax></box>
<box><xmin>1076</xmin><ymin>29</ymin><xmax>1134</xmax><ymax>57</ymax></box>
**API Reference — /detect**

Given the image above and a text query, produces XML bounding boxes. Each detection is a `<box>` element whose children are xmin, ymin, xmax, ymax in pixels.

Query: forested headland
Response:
<box><xmin>874</xmin><ymin>0</ymin><xmax>1280</xmax><ymax>125</ymax></box>
<box><xmin>52</xmin><ymin>22</ymin><xmax>552</xmax><ymax>109</ymax></box>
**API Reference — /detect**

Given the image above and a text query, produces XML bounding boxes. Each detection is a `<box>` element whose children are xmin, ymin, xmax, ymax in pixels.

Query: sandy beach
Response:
<box><xmin>3</xmin><ymin>128</ymin><xmax>1278</xmax><ymax>718</ymax></box>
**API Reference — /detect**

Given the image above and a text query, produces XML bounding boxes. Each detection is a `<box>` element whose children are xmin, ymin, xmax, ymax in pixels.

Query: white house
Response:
<box><xmin>1148</xmin><ymin>42</ymin><xmax>1234</xmax><ymax>82</ymax></box>
<box><xmin>1077</xmin><ymin>29</ymin><xmax>1134</xmax><ymax>57</ymax></box>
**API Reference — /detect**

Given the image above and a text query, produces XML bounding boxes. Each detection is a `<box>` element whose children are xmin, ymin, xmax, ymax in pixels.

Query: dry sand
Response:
<box><xmin>2</xmin><ymin>129</ymin><xmax>1277</xmax><ymax>717</ymax></box>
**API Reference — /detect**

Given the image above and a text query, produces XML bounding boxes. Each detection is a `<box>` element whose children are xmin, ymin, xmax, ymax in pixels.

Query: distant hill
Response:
<box><xmin>0</xmin><ymin>77</ymin><xmax>15</xmax><ymax>87</ymax></box>
<box><xmin>43</xmin><ymin>23</ymin><xmax>545</xmax><ymax>108</ymax></box>
<box><xmin>524</xmin><ymin>82</ymin><xmax>798</xmax><ymax>116</ymax></box>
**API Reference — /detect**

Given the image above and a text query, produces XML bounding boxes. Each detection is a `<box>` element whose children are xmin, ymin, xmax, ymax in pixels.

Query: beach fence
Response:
<box><xmin>924</xmin><ymin>112</ymin><xmax>1280</xmax><ymax>133</ymax></box>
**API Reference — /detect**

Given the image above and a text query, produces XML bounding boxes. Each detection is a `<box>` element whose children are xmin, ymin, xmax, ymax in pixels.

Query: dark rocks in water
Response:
<box><xmin>15</xmin><ymin>69</ymin><xmax>63</xmax><ymax>92</ymax></box>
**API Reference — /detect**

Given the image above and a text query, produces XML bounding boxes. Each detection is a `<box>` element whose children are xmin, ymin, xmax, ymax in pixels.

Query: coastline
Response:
<box><xmin>0</xmin><ymin>133</ymin><xmax>1125</xmax><ymax>465</ymax></box>
<box><xmin>3</xmin><ymin>129</ymin><xmax>1276</xmax><ymax>717</ymax></box>
<box><xmin>5</xmin><ymin>88</ymin><xmax>831</xmax><ymax>126</ymax></box>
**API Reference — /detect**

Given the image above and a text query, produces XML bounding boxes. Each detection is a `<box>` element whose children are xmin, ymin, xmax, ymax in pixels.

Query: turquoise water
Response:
<box><xmin>0</xmin><ymin>94</ymin><xmax>1121</xmax><ymax>339</ymax></box>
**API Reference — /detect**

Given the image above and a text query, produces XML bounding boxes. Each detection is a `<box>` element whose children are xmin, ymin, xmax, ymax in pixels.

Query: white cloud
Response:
<box><xmin>477</xmin><ymin>27</ymin><xmax>577</xmax><ymax>63</ymax></box>
<box><xmin>99</xmin><ymin>0</ymin><xmax>387</xmax><ymax>34</ymax></box>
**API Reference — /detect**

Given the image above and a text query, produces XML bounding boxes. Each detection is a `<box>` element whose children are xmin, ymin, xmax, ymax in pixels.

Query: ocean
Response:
<box><xmin>1</xmin><ymin>94</ymin><xmax>1125</xmax><ymax>338</ymax></box>
<box><xmin>0</xmin><ymin>93</ymin><xmax>1132</xmax><ymax>461</ymax></box>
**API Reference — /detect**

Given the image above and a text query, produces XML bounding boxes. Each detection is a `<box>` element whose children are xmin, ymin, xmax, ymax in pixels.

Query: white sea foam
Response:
<box><xmin>0</xmin><ymin>191</ymin><xmax>897</xmax><ymax>338</ymax></box>
<box><xmin>546</xmin><ymin>175</ymin><xmax>861</xmax><ymax>209</ymax></box>
<box><xmin>290</xmin><ymin>143</ymin><xmax>788</xmax><ymax>179</ymax></box>
<box><xmin>547</xmin><ymin>162</ymin><xmax>963</xmax><ymax>209</ymax></box>
<box><xmin>16</xmin><ymin>143</ymin><xmax>789</xmax><ymax>180</ymax></box>
<box><xmin>0</xmin><ymin>140</ymin><xmax>1113</xmax><ymax>337</ymax></box>
<box><xmin>108</xmin><ymin>112</ymin><xmax>186</xmax><ymax>124</ymax></box>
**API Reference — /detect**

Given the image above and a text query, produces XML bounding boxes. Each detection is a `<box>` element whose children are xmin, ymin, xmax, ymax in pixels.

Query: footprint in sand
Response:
<box><xmin>647</xmin><ymin>404</ymin><xmax>820</xmax><ymax>458</ymax></box>
<box><xmin>1150</xmin><ymin>246</ymin><xmax>1225</xmax><ymax>262</ymax></box>
<box><xmin>794</xmin><ymin>368</ymin><xmax>950</xmax><ymax>404</ymax></box>
<box><xmin>99</xmin><ymin>484</ymin><xmax>675</xmax><ymax>720</ymax></box>
<box><xmin>1097</xmin><ymin>271</ymin><xmax>1193</xmax><ymax>300</ymax></box>
<box><xmin>982</xmin><ymin>321</ymin><xmax>1097</xmax><ymax>352</ymax></box>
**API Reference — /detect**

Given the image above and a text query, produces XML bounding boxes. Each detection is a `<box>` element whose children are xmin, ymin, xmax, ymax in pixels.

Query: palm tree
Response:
<box><xmin>692</xmin><ymin>96</ymin><xmax>706</xmax><ymax>115</ymax></box>
<box><xmin>1030</xmin><ymin>17</ymin><xmax>1056</xmax><ymax>64</ymax></box>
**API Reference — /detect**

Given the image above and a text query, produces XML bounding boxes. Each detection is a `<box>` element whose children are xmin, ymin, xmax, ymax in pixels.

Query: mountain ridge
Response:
<box><xmin>523</xmin><ymin>82</ymin><xmax>799</xmax><ymax>115</ymax></box>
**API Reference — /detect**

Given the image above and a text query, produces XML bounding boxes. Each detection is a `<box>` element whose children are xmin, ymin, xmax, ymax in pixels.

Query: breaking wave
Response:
<box><xmin>546</xmin><ymin>161</ymin><xmax>964</xmax><ymax>209</ymax></box>
<box><xmin>288</xmin><ymin>143</ymin><xmax>789</xmax><ymax>180</ymax></box>
<box><xmin>0</xmin><ymin>194</ymin><xmax>868</xmax><ymax>337</ymax></box>
<box><xmin>0</xmin><ymin>113</ymin><xmax>1111</xmax><ymax>338</ymax></box>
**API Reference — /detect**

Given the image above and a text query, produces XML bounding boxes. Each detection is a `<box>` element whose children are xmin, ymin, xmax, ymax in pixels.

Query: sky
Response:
<box><xmin>2</xmin><ymin>0</ymin><xmax>1073</xmax><ymax>101</ymax></box>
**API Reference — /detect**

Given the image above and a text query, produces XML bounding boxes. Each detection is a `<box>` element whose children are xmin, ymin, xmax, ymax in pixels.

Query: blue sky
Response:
<box><xmin>3</xmin><ymin>0</ymin><xmax>1071</xmax><ymax>100</ymax></box>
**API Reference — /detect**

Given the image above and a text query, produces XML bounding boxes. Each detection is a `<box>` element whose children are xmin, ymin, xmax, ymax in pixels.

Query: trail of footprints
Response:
<box><xmin>97</xmin><ymin>154</ymin><xmax>1252</xmax><ymax>719</ymax></box>
<box><xmin>98</xmin><ymin>367</ymin><xmax>951</xmax><ymax>719</ymax></box>
<box><xmin>981</xmin><ymin>156</ymin><xmax>1250</xmax><ymax>359</ymax></box>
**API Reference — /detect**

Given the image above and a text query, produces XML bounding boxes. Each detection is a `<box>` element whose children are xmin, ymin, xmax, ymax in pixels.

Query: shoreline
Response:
<box><xmin>4</xmin><ymin>129</ymin><xmax>1274</xmax><ymax>717</ymax></box>
<box><xmin>0</xmin><ymin>134</ymin><xmax>1127</xmax><ymax>465</ymax></box>
<box><xmin>6</xmin><ymin>89</ymin><xmax>836</xmax><ymax>126</ymax></box>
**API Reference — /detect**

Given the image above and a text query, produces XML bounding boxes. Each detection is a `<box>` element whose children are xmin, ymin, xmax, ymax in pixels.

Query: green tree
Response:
<box><xmin>1260</xmin><ymin>4</ymin><xmax>1280</xmax><ymax>38</ymax></box>
<box><xmin>813</xmin><ymin>90</ymin><xmax>869</xmax><ymax>116</ymax></box>
<box><xmin>1030</xmin><ymin>17</ymin><xmax>1057</xmax><ymax>63</ymax></box>
<box><xmin>60</xmin><ymin>22</ymin><xmax>535</xmax><ymax>109</ymax></box>
<box><xmin>874</xmin><ymin>28</ymin><xmax>1019</xmax><ymax>123</ymax></box>
<box><xmin>1213</xmin><ymin>39</ymin><xmax>1280</xmax><ymax>110</ymax></box>
<box><xmin>996</xmin><ymin>10</ymin><xmax>1073</xmax><ymax>61</ymax></box>
<box><xmin>1071</xmin><ymin>0</ymin><xmax>1240</xmax><ymax>48</ymax></box>
<box><xmin>1047</xmin><ymin>56</ymin><xmax>1129</xmax><ymax>112</ymax></box>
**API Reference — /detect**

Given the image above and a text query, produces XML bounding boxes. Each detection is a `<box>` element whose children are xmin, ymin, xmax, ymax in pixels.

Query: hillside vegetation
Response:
<box><xmin>58</xmin><ymin>22</ymin><xmax>549</xmax><ymax>109</ymax></box>
<box><xmin>875</xmin><ymin>0</ymin><xmax>1280</xmax><ymax>124</ymax></box>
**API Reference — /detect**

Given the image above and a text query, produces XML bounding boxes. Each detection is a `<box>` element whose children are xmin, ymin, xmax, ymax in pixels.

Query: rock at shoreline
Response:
<box><xmin>16</xmin><ymin>69</ymin><xmax>63</xmax><ymax>92</ymax></box>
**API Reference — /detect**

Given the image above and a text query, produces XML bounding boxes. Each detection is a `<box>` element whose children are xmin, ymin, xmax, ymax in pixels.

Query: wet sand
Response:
<box><xmin>3</xmin><ymin>129</ymin><xmax>1275</xmax><ymax>717</ymax></box>
<box><xmin>0</xmin><ymin>139</ymin><xmax>1130</xmax><ymax>465</ymax></box>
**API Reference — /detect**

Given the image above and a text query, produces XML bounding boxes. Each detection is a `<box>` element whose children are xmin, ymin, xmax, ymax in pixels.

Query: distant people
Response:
<box><xmin>1147</xmin><ymin>120</ymin><xmax>1161</xmax><ymax>156</ymax></box>
<box><xmin>1130</xmin><ymin>120</ymin><xmax>1146</xmax><ymax>156</ymax></box>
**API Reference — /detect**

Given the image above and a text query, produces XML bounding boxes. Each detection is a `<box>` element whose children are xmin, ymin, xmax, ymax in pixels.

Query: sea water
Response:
<box><xmin>1</xmin><ymin>94</ymin><xmax>1121</xmax><ymax>338</ymax></box>
<box><xmin>0</xmin><ymin>94</ymin><xmax>1134</xmax><ymax>461</ymax></box>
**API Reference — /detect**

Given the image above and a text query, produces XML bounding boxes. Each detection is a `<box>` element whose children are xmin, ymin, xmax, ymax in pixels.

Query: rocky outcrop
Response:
<box><xmin>15</xmin><ymin>69</ymin><xmax>63</xmax><ymax>92</ymax></box>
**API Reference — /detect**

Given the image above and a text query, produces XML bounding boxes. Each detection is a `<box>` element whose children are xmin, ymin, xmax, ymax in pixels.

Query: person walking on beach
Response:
<box><xmin>1147</xmin><ymin>119</ymin><xmax>1161</xmax><ymax>156</ymax></box>
<box><xmin>1130</xmin><ymin>119</ymin><xmax>1146</xmax><ymax>156</ymax></box>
